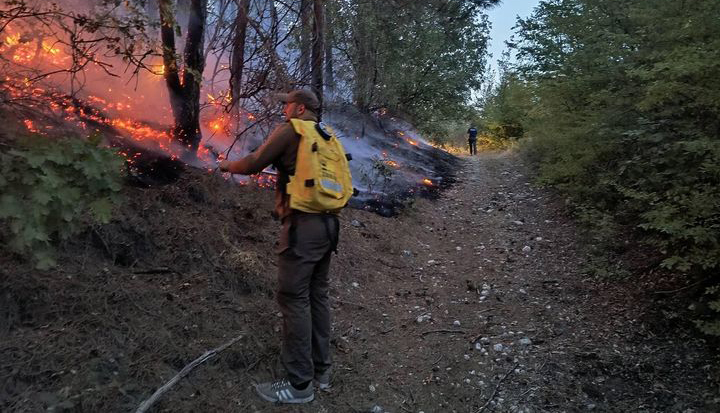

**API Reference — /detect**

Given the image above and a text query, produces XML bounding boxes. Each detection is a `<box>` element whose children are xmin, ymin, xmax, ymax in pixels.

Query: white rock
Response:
<box><xmin>493</xmin><ymin>344</ymin><xmax>504</xmax><ymax>352</ymax></box>
<box><xmin>453</xmin><ymin>320</ymin><xmax>461</xmax><ymax>327</ymax></box>
<box><xmin>518</xmin><ymin>338</ymin><xmax>533</xmax><ymax>346</ymax></box>
<box><xmin>369</xmin><ymin>384</ymin><xmax>377</xmax><ymax>393</ymax></box>
<box><xmin>464</xmin><ymin>354</ymin><xmax>470</xmax><ymax>360</ymax></box>
<box><xmin>519</xmin><ymin>288</ymin><xmax>528</xmax><ymax>294</ymax></box>
<box><xmin>481</xmin><ymin>290</ymin><xmax>490</xmax><ymax>296</ymax></box>
<box><xmin>535</xmin><ymin>237</ymin><xmax>543</xmax><ymax>241</ymax></box>
<box><xmin>455</xmin><ymin>246</ymin><xmax>462</xmax><ymax>251</ymax></box>
<box><xmin>351</xmin><ymin>282</ymin><xmax>360</xmax><ymax>288</ymax></box>
<box><xmin>427</xmin><ymin>260</ymin><xmax>436</xmax><ymax>265</ymax></box>
<box><xmin>522</xmin><ymin>246</ymin><xmax>532</xmax><ymax>253</ymax></box>
<box><xmin>512</xmin><ymin>220</ymin><xmax>524</xmax><ymax>225</ymax></box>
<box><xmin>416</xmin><ymin>314</ymin><xmax>432</xmax><ymax>323</ymax></box>
<box><xmin>475</xmin><ymin>342</ymin><xmax>483</xmax><ymax>351</ymax></box>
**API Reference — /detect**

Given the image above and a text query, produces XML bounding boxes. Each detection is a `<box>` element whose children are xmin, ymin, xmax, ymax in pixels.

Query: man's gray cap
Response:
<box><xmin>275</xmin><ymin>89</ymin><xmax>320</xmax><ymax>111</ymax></box>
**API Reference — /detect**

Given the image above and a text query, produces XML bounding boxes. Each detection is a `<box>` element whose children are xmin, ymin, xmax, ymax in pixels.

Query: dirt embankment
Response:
<box><xmin>1</xmin><ymin>152</ymin><xmax>718</xmax><ymax>412</ymax></box>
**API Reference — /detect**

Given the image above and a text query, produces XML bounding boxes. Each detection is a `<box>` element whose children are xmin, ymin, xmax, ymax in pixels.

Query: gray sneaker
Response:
<box><xmin>255</xmin><ymin>378</ymin><xmax>314</xmax><ymax>404</ymax></box>
<box><xmin>314</xmin><ymin>369</ymin><xmax>331</xmax><ymax>390</ymax></box>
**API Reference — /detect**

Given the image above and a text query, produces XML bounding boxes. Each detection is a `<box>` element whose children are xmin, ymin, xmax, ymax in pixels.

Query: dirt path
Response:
<box><xmin>256</xmin><ymin>151</ymin><xmax>716</xmax><ymax>412</ymax></box>
<box><xmin>4</xmin><ymin>151</ymin><xmax>715</xmax><ymax>412</ymax></box>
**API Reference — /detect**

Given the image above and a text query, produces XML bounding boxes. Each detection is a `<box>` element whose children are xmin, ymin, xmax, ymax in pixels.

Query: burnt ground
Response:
<box><xmin>1</xmin><ymin>151</ymin><xmax>719</xmax><ymax>412</ymax></box>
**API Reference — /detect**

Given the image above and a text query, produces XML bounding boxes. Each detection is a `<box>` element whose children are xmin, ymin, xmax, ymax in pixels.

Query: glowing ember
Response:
<box><xmin>23</xmin><ymin>119</ymin><xmax>39</xmax><ymax>133</ymax></box>
<box><xmin>208</xmin><ymin>116</ymin><xmax>229</xmax><ymax>132</ymax></box>
<box><xmin>254</xmin><ymin>173</ymin><xmax>277</xmax><ymax>189</ymax></box>
<box><xmin>406</xmin><ymin>139</ymin><xmax>418</xmax><ymax>146</ymax></box>
<box><xmin>422</xmin><ymin>178</ymin><xmax>433</xmax><ymax>186</ymax></box>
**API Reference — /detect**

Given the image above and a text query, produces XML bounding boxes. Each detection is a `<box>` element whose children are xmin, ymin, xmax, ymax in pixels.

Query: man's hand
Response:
<box><xmin>219</xmin><ymin>160</ymin><xmax>232</xmax><ymax>173</ymax></box>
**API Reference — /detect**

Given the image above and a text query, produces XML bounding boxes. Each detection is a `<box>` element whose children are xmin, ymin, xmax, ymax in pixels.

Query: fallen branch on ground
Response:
<box><xmin>133</xmin><ymin>267</ymin><xmax>175</xmax><ymax>275</ymax></box>
<box><xmin>476</xmin><ymin>363</ymin><xmax>519</xmax><ymax>412</ymax></box>
<box><xmin>420</xmin><ymin>329</ymin><xmax>467</xmax><ymax>337</ymax></box>
<box><xmin>135</xmin><ymin>333</ymin><xmax>244</xmax><ymax>413</ymax></box>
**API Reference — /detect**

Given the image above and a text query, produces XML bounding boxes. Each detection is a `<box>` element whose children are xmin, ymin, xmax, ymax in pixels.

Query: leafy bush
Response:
<box><xmin>505</xmin><ymin>0</ymin><xmax>720</xmax><ymax>334</ymax></box>
<box><xmin>696</xmin><ymin>286</ymin><xmax>720</xmax><ymax>336</ymax></box>
<box><xmin>0</xmin><ymin>135</ymin><xmax>124</xmax><ymax>269</ymax></box>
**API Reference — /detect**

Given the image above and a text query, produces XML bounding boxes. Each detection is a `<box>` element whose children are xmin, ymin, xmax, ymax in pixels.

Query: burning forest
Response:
<box><xmin>0</xmin><ymin>0</ymin><xmax>457</xmax><ymax>212</ymax></box>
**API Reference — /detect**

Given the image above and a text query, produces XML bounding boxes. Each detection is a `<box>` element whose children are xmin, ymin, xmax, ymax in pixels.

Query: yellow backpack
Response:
<box><xmin>287</xmin><ymin>119</ymin><xmax>354</xmax><ymax>213</ymax></box>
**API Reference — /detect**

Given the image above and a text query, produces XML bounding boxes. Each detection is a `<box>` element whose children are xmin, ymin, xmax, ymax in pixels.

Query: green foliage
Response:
<box><xmin>480</xmin><ymin>71</ymin><xmax>533</xmax><ymax>141</ymax></box>
<box><xmin>0</xmin><ymin>135</ymin><xmax>124</xmax><ymax>269</ymax></box>
<box><xmin>332</xmin><ymin>0</ymin><xmax>498</xmax><ymax>136</ymax></box>
<box><xmin>505</xmin><ymin>0</ymin><xmax>720</xmax><ymax>333</ymax></box>
<box><xmin>696</xmin><ymin>286</ymin><xmax>720</xmax><ymax>336</ymax></box>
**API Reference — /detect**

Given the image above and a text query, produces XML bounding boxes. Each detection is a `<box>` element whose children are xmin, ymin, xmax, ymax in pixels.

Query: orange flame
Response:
<box><xmin>41</xmin><ymin>40</ymin><xmax>61</xmax><ymax>55</ymax></box>
<box><xmin>151</xmin><ymin>64</ymin><xmax>165</xmax><ymax>76</ymax></box>
<box><xmin>3</xmin><ymin>33</ymin><xmax>20</xmax><ymax>47</ymax></box>
<box><xmin>422</xmin><ymin>178</ymin><xmax>433</xmax><ymax>186</ymax></box>
<box><xmin>208</xmin><ymin>116</ymin><xmax>228</xmax><ymax>132</ymax></box>
<box><xmin>24</xmin><ymin>119</ymin><xmax>39</xmax><ymax>132</ymax></box>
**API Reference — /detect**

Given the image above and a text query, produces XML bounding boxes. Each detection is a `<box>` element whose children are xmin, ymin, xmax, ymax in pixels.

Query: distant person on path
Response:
<box><xmin>468</xmin><ymin>126</ymin><xmax>478</xmax><ymax>155</ymax></box>
<box><xmin>220</xmin><ymin>89</ymin><xmax>350</xmax><ymax>404</ymax></box>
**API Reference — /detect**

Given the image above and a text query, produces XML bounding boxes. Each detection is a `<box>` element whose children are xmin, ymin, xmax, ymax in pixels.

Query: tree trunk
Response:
<box><xmin>299</xmin><ymin>0</ymin><xmax>312</xmax><ymax>79</ymax></box>
<box><xmin>352</xmin><ymin>2</ymin><xmax>375</xmax><ymax>113</ymax></box>
<box><xmin>324</xmin><ymin>6</ymin><xmax>334</xmax><ymax>92</ymax></box>
<box><xmin>229</xmin><ymin>0</ymin><xmax>250</xmax><ymax>106</ymax></box>
<box><xmin>158</xmin><ymin>0</ymin><xmax>207</xmax><ymax>159</ymax></box>
<box><xmin>311</xmin><ymin>0</ymin><xmax>325</xmax><ymax>119</ymax></box>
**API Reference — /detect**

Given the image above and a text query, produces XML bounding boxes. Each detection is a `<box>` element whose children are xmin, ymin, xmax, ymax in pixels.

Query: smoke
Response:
<box><xmin>1</xmin><ymin>0</ymin><xmax>457</xmax><ymax>207</ymax></box>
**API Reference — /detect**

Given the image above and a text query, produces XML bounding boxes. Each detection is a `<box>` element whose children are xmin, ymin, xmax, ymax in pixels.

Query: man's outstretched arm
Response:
<box><xmin>219</xmin><ymin>123</ymin><xmax>294</xmax><ymax>174</ymax></box>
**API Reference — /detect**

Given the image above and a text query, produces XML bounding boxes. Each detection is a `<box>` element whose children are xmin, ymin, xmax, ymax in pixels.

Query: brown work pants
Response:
<box><xmin>277</xmin><ymin>212</ymin><xmax>338</xmax><ymax>387</ymax></box>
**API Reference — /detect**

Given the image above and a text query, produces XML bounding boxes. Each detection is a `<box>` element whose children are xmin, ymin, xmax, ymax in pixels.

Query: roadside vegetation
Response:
<box><xmin>479</xmin><ymin>0</ymin><xmax>720</xmax><ymax>334</ymax></box>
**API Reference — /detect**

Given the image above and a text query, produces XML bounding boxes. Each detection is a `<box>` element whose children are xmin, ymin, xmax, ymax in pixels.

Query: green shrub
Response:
<box><xmin>696</xmin><ymin>287</ymin><xmax>720</xmax><ymax>336</ymax></box>
<box><xmin>510</xmin><ymin>0</ymin><xmax>720</xmax><ymax>334</ymax></box>
<box><xmin>0</xmin><ymin>135</ymin><xmax>124</xmax><ymax>269</ymax></box>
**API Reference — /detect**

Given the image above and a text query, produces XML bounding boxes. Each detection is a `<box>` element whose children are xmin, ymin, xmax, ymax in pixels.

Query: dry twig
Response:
<box><xmin>135</xmin><ymin>333</ymin><xmax>244</xmax><ymax>413</ymax></box>
<box><xmin>420</xmin><ymin>329</ymin><xmax>467</xmax><ymax>337</ymax></box>
<box><xmin>476</xmin><ymin>363</ymin><xmax>519</xmax><ymax>412</ymax></box>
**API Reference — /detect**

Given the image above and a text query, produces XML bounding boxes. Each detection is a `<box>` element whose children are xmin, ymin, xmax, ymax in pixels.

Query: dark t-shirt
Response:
<box><xmin>468</xmin><ymin>127</ymin><xmax>478</xmax><ymax>140</ymax></box>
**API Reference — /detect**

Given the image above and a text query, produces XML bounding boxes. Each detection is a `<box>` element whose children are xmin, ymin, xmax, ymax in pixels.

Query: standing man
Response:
<box><xmin>467</xmin><ymin>126</ymin><xmax>478</xmax><ymax>155</ymax></box>
<box><xmin>219</xmin><ymin>89</ymin><xmax>337</xmax><ymax>404</ymax></box>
